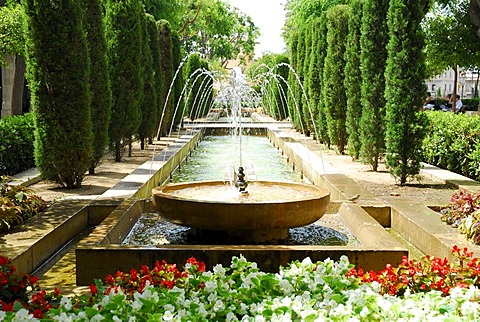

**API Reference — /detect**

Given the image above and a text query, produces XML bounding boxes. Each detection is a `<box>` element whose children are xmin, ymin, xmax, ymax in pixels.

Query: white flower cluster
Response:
<box><xmin>2</xmin><ymin>255</ymin><xmax>480</xmax><ymax>321</ymax></box>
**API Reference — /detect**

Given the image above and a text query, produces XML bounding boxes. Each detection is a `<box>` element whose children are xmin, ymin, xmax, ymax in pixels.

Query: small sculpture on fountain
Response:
<box><xmin>236</xmin><ymin>166</ymin><xmax>248</xmax><ymax>193</ymax></box>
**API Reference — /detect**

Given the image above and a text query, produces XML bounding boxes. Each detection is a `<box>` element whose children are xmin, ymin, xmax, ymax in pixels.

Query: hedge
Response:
<box><xmin>423</xmin><ymin>111</ymin><xmax>480</xmax><ymax>181</ymax></box>
<box><xmin>0</xmin><ymin>113</ymin><xmax>35</xmax><ymax>176</ymax></box>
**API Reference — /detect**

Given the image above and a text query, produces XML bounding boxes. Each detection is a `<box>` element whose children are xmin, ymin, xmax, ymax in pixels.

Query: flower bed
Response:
<box><xmin>441</xmin><ymin>190</ymin><xmax>480</xmax><ymax>244</ymax></box>
<box><xmin>0</xmin><ymin>177</ymin><xmax>48</xmax><ymax>233</ymax></box>
<box><xmin>1</xmin><ymin>246</ymin><xmax>480</xmax><ymax>320</ymax></box>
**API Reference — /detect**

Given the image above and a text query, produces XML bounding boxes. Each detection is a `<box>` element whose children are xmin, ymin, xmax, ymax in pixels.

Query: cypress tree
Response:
<box><xmin>148</xmin><ymin>14</ymin><xmax>162</xmax><ymax>144</ymax></box>
<box><xmin>344</xmin><ymin>0</ymin><xmax>363</xmax><ymax>160</ymax></box>
<box><xmin>105</xmin><ymin>0</ymin><xmax>143</xmax><ymax>162</ymax></box>
<box><xmin>359</xmin><ymin>0</ymin><xmax>390</xmax><ymax>171</ymax></box>
<box><xmin>82</xmin><ymin>0</ymin><xmax>112</xmax><ymax>174</ymax></box>
<box><xmin>384</xmin><ymin>0</ymin><xmax>427</xmax><ymax>185</ymax></box>
<box><xmin>23</xmin><ymin>0</ymin><xmax>92</xmax><ymax>188</ymax></box>
<box><xmin>184</xmin><ymin>54</ymin><xmax>212</xmax><ymax>120</ymax></box>
<box><xmin>310</xmin><ymin>16</ymin><xmax>330</xmax><ymax>146</ymax></box>
<box><xmin>171</xmin><ymin>32</ymin><xmax>184</xmax><ymax>131</ymax></box>
<box><xmin>138</xmin><ymin>13</ymin><xmax>156</xmax><ymax>150</ymax></box>
<box><xmin>294</xmin><ymin>27</ymin><xmax>306</xmax><ymax>133</ymax></box>
<box><xmin>301</xmin><ymin>23</ymin><xmax>314</xmax><ymax>136</ymax></box>
<box><xmin>287</xmin><ymin>32</ymin><xmax>301</xmax><ymax>131</ymax></box>
<box><xmin>273</xmin><ymin>54</ymin><xmax>290</xmax><ymax>120</ymax></box>
<box><xmin>322</xmin><ymin>5</ymin><xmax>350</xmax><ymax>154</ymax></box>
<box><xmin>184</xmin><ymin>53</ymin><xmax>202</xmax><ymax>120</ymax></box>
<box><xmin>156</xmin><ymin>19</ymin><xmax>175</xmax><ymax>137</ymax></box>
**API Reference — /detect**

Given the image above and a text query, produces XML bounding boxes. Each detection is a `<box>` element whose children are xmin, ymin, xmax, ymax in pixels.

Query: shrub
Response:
<box><xmin>0</xmin><ymin>113</ymin><xmax>35</xmax><ymax>176</ymax></box>
<box><xmin>423</xmin><ymin>111</ymin><xmax>480</xmax><ymax>180</ymax></box>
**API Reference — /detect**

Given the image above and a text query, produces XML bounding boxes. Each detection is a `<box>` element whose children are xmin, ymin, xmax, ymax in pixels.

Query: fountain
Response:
<box><xmin>151</xmin><ymin>67</ymin><xmax>330</xmax><ymax>243</ymax></box>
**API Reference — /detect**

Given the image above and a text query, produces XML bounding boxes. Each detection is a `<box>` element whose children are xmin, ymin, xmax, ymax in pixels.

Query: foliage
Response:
<box><xmin>179</xmin><ymin>0</ymin><xmax>259</xmax><ymax>66</ymax></box>
<box><xmin>0</xmin><ymin>113</ymin><xmax>35</xmax><ymax>176</ymax></box>
<box><xmin>422</xmin><ymin>112</ymin><xmax>480</xmax><ymax>180</ymax></box>
<box><xmin>384</xmin><ymin>0</ymin><xmax>428</xmax><ymax>185</ymax></box>
<box><xmin>105</xmin><ymin>0</ymin><xmax>143</xmax><ymax>162</ymax></box>
<box><xmin>4</xmin><ymin>251</ymin><xmax>480</xmax><ymax>320</ymax></box>
<box><xmin>323</xmin><ymin>5</ymin><xmax>350</xmax><ymax>154</ymax></box>
<box><xmin>348</xmin><ymin>245</ymin><xmax>480</xmax><ymax>297</ymax></box>
<box><xmin>23</xmin><ymin>0</ymin><xmax>93</xmax><ymax>188</ymax></box>
<box><xmin>82</xmin><ymin>0</ymin><xmax>112</xmax><ymax>174</ymax></box>
<box><xmin>0</xmin><ymin>3</ymin><xmax>24</xmax><ymax>62</ymax></box>
<box><xmin>359</xmin><ymin>0</ymin><xmax>389</xmax><ymax>171</ymax></box>
<box><xmin>0</xmin><ymin>177</ymin><xmax>47</xmax><ymax>233</ymax></box>
<box><xmin>184</xmin><ymin>53</ymin><xmax>213</xmax><ymax>120</ymax></box>
<box><xmin>156</xmin><ymin>19</ymin><xmax>175</xmax><ymax>137</ymax></box>
<box><xmin>344</xmin><ymin>0</ymin><xmax>363</xmax><ymax>160</ymax></box>
<box><xmin>424</xmin><ymin>0</ymin><xmax>480</xmax><ymax>78</ymax></box>
<box><xmin>463</xmin><ymin>98</ymin><xmax>480</xmax><ymax>110</ymax></box>
<box><xmin>138</xmin><ymin>13</ymin><xmax>157</xmax><ymax>150</ymax></box>
<box><xmin>100</xmin><ymin>257</ymin><xmax>205</xmax><ymax>299</ymax></box>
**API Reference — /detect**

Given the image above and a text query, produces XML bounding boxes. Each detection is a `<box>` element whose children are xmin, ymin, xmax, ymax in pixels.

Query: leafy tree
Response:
<box><xmin>105</xmin><ymin>0</ymin><xmax>143</xmax><ymax>161</ymax></box>
<box><xmin>179</xmin><ymin>0</ymin><xmax>260</xmax><ymax>66</ymax></box>
<box><xmin>286</xmin><ymin>31</ymin><xmax>302</xmax><ymax>131</ymax></box>
<box><xmin>23</xmin><ymin>0</ymin><xmax>92</xmax><ymax>188</ymax></box>
<box><xmin>359</xmin><ymin>0</ymin><xmax>389</xmax><ymax>171</ymax></box>
<box><xmin>82</xmin><ymin>0</ymin><xmax>112</xmax><ymax>174</ymax></box>
<box><xmin>323</xmin><ymin>5</ymin><xmax>350</xmax><ymax>154</ymax></box>
<box><xmin>0</xmin><ymin>4</ymin><xmax>24</xmax><ymax>61</ymax></box>
<box><xmin>384</xmin><ymin>0</ymin><xmax>427</xmax><ymax>185</ymax></box>
<box><xmin>156</xmin><ymin>19</ymin><xmax>175</xmax><ymax>137</ymax></box>
<box><xmin>138</xmin><ymin>13</ymin><xmax>156</xmax><ymax>150</ymax></box>
<box><xmin>424</xmin><ymin>0</ymin><xmax>480</xmax><ymax>111</ymax></box>
<box><xmin>344</xmin><ymin>0</ymin><xmax>363</xmax><ymax>160</ymax></box>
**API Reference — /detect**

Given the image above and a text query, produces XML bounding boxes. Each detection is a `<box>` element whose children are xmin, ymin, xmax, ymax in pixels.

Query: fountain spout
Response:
<box><xmin>235</xmin><ymin>166</ymin><xmax>248</xmax><ymax>193</ymax></box>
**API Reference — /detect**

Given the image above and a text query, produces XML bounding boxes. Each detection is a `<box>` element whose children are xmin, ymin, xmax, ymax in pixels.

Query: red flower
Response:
<box><xmin>90</xmin><ymin>284</ymin><xmax>98</xmax><ymax>295</ymax></box>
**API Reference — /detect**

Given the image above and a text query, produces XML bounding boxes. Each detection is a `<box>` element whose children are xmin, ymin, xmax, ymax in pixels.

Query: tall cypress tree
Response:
<box><xmin>344</xmin><ymin>0</ymin><xmax>363</xmax><ymax>160</ymax></box>
<box><xmin>171</xmin><ymin>32</ymin><xmax>184</xmax><ymax>131</ymax></box>
<box><xmin>287</xmin><ymin>32</ymin><xmax>303</xmax><ymax>131</ymax></box>
<box><xmin>384</xmin><ymin>0</ymin><xmax>427</xmax><ymax>185</ymax></box>
<box><xmin>310</xmin><ymin>16</ymin><xmax>330</xmax><ymax>146</ymax></box>
<box><xmin>105</xmin><ymin>0</ymin><xmax>143</xmax><ymax>162</ymax></box>
<box><xmin>184</xmin><ymin>53</ymin><xmax>202</xmax><ymax>120</ymax></box>
<box><xmin>323</xmin><ymin>5</ymin><xmax>350</xmax><ymax>154</ymax></box>
<box><xmin>301</xmin><ymin>22</ymin><xmax>314</xmax><ymax>136</ymax></box>
<box><xmin>24</xmin><ymin>0</ymin><xmax>92</xmax><ymax>188</ymax></box>
<box><xmin>138</xmin><ymin>13</ymin><xmax>156</xmax><ymax>150</ymax></box>
<box><xmin>273</xmin><ymin>54</ymin><xmax>290</xmax><ymax>120</ymax></box>
<box><xmin>156</xmin><ymin>19</ymin><xmax>175</xmax><ymax>137</ymax></box>
<box><xmin>82</xmin><ymin>0</ymin><xmax>112</xmax><ymax>174</ymax></box>
<box><xmin>359</xmin><ymin>0</ymin><xmax>390</xmax><ymax>170</ymax></box>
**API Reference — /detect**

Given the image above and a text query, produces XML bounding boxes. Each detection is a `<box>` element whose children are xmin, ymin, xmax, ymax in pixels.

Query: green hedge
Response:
<box><xmin>423</xmin><ymin>111</ymin><xmax>480</xmax><ymax>181</ymax></box>
<box><xmin>462</xmin><ymin>98</ymin><xmax>479</xmax><ymax>111</ymax></box>
<box><xmin>0</xmin><ymin>113</ymin><xmax>35</xmax><ymax>176</ymax></box>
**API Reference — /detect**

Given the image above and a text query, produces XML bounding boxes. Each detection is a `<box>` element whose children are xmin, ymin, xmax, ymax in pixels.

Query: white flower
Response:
<box><xmin>112</xmin><ymin>316</ymin><xmax>122</xmax><ymax>322</ymax></box>
<box><xmin>213</xmin><ymin>264</ymin><xmax>226</xmax><ymax>277</ymax></box>
<box><xmin>14</xmin><ymin>309</ymin><xmax>37</xmax><ymax>322</ymax></box>
<box><xmin>60</xmin><ymin>296</ymin><xmax>73</xmax><ymax>311</ymax></box>
<box><xmin>226</xmin><ymin>311</ymin><xmax>236</xmax><ymax>321</ymax></box>
<box><xmin>359</xmin><ymin>306</ymin><xmax>369</xmax><ymax>318</ymax></box>
<box><xmin>205</xmin><ymin>280</ymin><xmax>217</xmax><ymax>293</ymax></box>
<box><xmin>90</xmin><ymin>314</ymin><xmax>104</xmax><ymax>322</ymax></box>
<box><xmin>279</xmin><ymin>279</ymin><xmax>293</xmax><ymax>294</ymax></box>
<box><xmin>163</xmin><ymin>310</ymin><xmax>175</xmax><ymax>321</ymax></box>
<box><xmin>214</xmin><ymin>299</ymin><xmax>225</xmax><ymax>312</ymax></box>
<box><xmin>52</xmin><ymin>312</ymin><xmax>70</xmax><ymax>322</ymax></box>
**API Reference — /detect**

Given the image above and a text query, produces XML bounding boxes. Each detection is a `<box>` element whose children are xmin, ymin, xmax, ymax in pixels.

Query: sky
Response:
<box><xmin>226</xmin><ymin>0</ymin><xmax>287</xmax><ymax>58</ymax></box>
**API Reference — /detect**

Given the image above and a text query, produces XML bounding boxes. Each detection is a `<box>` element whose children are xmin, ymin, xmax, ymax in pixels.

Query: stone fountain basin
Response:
<box><xmin>151</xmin><ymin>181</ymin><xmax>330</xmax><ymax>241</ymax></box>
